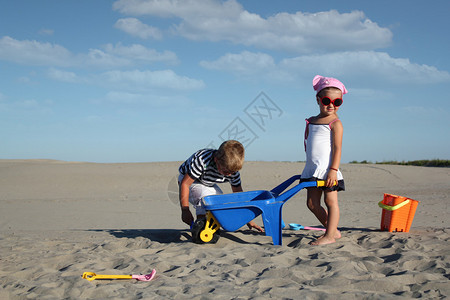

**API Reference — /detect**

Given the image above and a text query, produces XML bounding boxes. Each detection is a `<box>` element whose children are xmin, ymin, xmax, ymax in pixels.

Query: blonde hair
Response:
<box><xmin>215</xmin><ymin>140</ymin><xmax>245</xmax><ymax>173</ymax></box>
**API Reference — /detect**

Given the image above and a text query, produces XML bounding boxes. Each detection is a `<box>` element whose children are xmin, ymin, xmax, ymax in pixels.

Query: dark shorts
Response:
<box><xmin>300</xmin><ymin>177</ymin><xmax>345</xmax><ymax>192</ymax></box>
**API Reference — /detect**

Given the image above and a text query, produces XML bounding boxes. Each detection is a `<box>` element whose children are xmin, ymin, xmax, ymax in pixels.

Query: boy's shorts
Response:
<box><xmin>178</xmin><ymin>174</ymin><xmax>223</xmax><ymax>215</ymax></box>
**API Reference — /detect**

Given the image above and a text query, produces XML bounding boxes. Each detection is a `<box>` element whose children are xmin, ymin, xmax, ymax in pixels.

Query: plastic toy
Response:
<box><xmin>191</xmin><ymin>175</ymin><xmax>331</xmax><ymax>246</ymax></box>
<box><xmin>288</xmin><ymin>223</ymin><xmax>326</xmax><ymax>231</ymax></box>
<box><xmin>82</xmin><ymin>269</ymin><xmax>156</xmax><ymax>282</ymax></box>
<box><xmin>379</xmin><ymin>193</ymin><xmax>419</xmax><ymax>232</ymax></box>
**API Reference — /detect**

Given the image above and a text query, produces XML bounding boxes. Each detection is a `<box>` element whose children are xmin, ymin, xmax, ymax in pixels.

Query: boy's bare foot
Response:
<box><xmin>310</xmin><ymin>236</ymin><xmax>336</xmax><ymax>245</ymax></box>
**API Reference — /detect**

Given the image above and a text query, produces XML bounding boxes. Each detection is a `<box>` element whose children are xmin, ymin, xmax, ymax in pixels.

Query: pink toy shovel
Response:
<box><xmin>82</xmin><ymin>269</ymin><xmax>156</xmax><ymax>282</ymax></box>
<box><xmin>289</xmin><ymin>223</ymin><xmax>326</xmax><ymax>231</ymax></box>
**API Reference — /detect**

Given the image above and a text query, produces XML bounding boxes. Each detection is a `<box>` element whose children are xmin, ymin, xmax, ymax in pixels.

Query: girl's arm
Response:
<box><xmin>327</xmin><ymin>120</ymin><xmax>343</xmax><ymax>187</ymax></box>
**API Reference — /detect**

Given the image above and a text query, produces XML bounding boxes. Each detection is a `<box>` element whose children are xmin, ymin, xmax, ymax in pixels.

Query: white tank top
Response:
<box><xmin>301</xmin><ymin>119</ymin><xmax>343</xmax><ymax>180</ymax></box>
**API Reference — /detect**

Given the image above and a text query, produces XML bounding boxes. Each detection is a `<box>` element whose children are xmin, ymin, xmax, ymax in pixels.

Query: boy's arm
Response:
<box><xmin>247</xmin><ymin>221</ymin><xmax>264</xmax><ymax>232</ymax></box>
<box><xmin>231</xmin><ymin>184</ymin><xmax>264</xmax><ymax>232</ymax></box>
<box><xmin>180</xmin><ymin>174</ymin><xmax>195</xmax><ymax>226</ymax></box>
<box><xmin>231</xmin><ymin>184</ymin><xmax>243</xmax><ymax>193</ymax></box>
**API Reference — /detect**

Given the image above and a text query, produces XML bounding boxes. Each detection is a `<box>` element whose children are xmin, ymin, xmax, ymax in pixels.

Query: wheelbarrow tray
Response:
<box><xmin>203</xmin><ymin>190</ymin><xmax>276</xmax><ymax>231</ymax></box>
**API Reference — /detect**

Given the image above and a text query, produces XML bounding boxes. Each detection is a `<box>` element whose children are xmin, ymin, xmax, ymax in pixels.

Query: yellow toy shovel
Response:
<box><xmin>82</xmin><ymin>269</ymin><xmax>156</xmax><ymax>282</ymax></box>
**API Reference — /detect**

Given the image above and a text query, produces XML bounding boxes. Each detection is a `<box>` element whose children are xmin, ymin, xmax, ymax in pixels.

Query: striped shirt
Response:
<box><xmin>179</xmin><ymin>149</ymin><xmax>241</xmax><ymax>187</ymax></box>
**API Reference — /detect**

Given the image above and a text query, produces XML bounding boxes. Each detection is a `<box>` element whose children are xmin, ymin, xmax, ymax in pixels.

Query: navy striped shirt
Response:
<box><xmin>179</xmin><ymin>149</ymin><xmax>241</xmax><ymax>187</ymax></box>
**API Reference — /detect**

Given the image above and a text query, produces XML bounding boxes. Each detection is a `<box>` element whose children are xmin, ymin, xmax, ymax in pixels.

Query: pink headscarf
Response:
<box><xmin>313</xmin><ymin>75</ymin><xmax>348</xmax><ymax>95</ymax></box>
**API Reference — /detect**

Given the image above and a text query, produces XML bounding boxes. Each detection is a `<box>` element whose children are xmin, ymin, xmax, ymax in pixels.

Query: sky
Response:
<box><xmin>1</xmin><ymin>0</ymin><xmax>449</xmax><ymax>164</ymax></box>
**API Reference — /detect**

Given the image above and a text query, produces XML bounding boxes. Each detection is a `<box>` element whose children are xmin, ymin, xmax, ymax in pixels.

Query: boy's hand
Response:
<box><xmin>247</xmin><ymin>221</ymin><xmax>264</xmax><ymax>232</ymax></box>
<box><xmin>181</xmin><ymin>208</ymin><xmax>194</xmax><ymax>226</ymax></box>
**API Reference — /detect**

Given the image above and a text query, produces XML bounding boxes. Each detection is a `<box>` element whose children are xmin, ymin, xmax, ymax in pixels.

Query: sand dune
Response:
<box><xmin>0</xmin><ymin>160</ymin><xmax>449</xmax><ymax>299</ymax></box>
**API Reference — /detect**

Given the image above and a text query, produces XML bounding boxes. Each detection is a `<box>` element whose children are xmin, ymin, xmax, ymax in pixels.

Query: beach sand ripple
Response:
<box><xmin>1</xmin><ymin>229</ymin><xmax>449</xmax><ymax>299</ymax></box>
<box><xmin>0</xmin><ymin>160</ymin><xmax>449</xmax><ymax>299</ymax></box>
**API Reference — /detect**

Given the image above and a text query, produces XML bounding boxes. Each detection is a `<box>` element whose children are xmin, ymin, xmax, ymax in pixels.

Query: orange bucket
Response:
<box><xmin>378</xmin><ymin>193</ymin><xmax>419</xmax><ymax>232</ymax></box>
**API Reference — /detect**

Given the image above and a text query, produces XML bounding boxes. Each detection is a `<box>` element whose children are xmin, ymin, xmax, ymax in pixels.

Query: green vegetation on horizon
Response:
<box><xmin>349</xmin><ymin>159</ymin><xmax>449</xmax><ymax>168</ymax></box>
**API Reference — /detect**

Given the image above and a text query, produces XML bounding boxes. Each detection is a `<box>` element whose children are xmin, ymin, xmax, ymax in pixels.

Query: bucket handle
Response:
<box><xmin>378</xmin><ymin>199</ymin><xmax>410</xmax><ymax>211</ymax></box>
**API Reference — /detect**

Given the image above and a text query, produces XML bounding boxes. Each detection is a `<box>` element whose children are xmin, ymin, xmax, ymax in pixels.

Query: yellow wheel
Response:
<box><xmin>200</xmin><ymin>227</ymin><xmax>215</xmax><ymax>243</ymax></box>
<box><xmin>191</xmin><ymin>212</ymin><xmax>221</xmax><ymax>244</ymax></box>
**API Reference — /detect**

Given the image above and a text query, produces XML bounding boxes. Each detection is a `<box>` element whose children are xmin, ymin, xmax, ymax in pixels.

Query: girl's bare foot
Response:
<box><xmin>316</xmin><ymin>230</ymin><xmax>341</xmax><ymax>241</ymax></box>
<box><xmin>310</xmin><ymin>235</ymin><xmax>336</xmax><ymax>245</ymax></box>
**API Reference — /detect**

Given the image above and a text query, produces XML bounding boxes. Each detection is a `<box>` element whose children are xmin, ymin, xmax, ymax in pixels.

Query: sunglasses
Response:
<box><xmin>320</xmin><ymin>96</ymin><xmax>343</xmax><ymax>107</ymax></box>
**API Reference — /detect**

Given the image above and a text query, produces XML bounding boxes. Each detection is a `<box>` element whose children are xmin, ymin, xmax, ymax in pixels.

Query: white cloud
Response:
<box><xmin>47</xmin><ymin>68</ymin><xmax>81</xmax><ymax>83</ymax></box>
<box><xmin>104</xmin><ymin>91</ymin><xmax>189</xmax><ymax>106</ymax></box>
<box><xmin>103</xmin><ymin>43</ymin><xmax>178</xmax><ymax>65</ymax></box>
<box><xmin>47</xmin><ymin>67</ymin><xmax>205</xmax><ymax>91</ymax></box>
<box><xmin>85</xmin><ymin>48</ymin><xmax>131</xmax><ymax>68</ymax></box>
<box><xmin>280</xmin><ymin>51</ymin><xmax>450</xmax><ymax>85</ymax></box>
<box><xmin>115</xmin><ymin>18</ymin><xmax>162</xmax><ymax>39</ymax></box>
<box><xmin>38</xmin><ymin>28</ymin><xmax>54</xmax><ymax>36</ymax></box>
<box><xmin>113</xmin><ymin>0</ymin><xmax>392</xmax><ymax>53</ymax></box>
<box><xmin>99</xmin><ymin>69</ymin><xmax>205</xmax><ymax>90</ymax></box>
<box><xmin>0</xmin><ymin>36</ymin><xmax>178</xmax><ymax>68</ymax></box>
<box><xmin>16</xmin><ymin>99</ymin><xmax>40</xmax><ymax>109</ymax></box>
<box><xmin>201</xmin><ymin>50</ymin><xmax>450</xmax><ymax>86</ymax></box>
<box><xmin>86</xmin><ymin>44</ymin><xmax>178</xmax><ymax>67</ymax></box>
<box><xmin>199</xmin><ymin>50</ymin><xmax>291</xmax><ymax>82</ymax></box>
<box><xmin>17</xmin><ymin>76</ymin><xmax>32</xmax><ymax>83</ymax></box>
<box><xmin>113</xmin><ymin>0</ymin><xmax>233</xmax><ymax>18</ymax></box>
<box><xmin>200</xmin><ymin>51</ymin><xmax>275</xmax><ymax>75</ymax></box>
<box><xmin>105</xmin><ymin>91</ymin><xmax>149</xmax><ymax>104</ymax></box>
<box><xmin>0</xmin><ymin>95</ymin><xmax>53</xmax><ymax>114</ymax></box>
<box><xmin>0</xmin><ymin>36</ymin><xmax>73</xmax><ymax>67</ymax></box>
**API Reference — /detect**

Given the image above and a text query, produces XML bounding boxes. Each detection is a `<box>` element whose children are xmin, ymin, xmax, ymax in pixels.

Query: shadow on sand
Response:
<box><xmin>88</xmin><ymin>228</ymin><xmax>192</xmax><ymax>244</ymax></box>
<box><xmin>87</xmin><ymin>226</ymin><xmax>376</xmax><ymax>245</ymax></box>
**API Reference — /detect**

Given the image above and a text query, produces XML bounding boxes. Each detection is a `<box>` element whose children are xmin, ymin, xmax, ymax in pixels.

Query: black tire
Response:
<box><xmin>191</xmin><ymin>218</ymin><xmax>206</xmax><ymax>244</ymax></box>
<box><xmin>209</xmin><ymin>229</ymin><xmax>220</xmax><ymax>244</ymax></box>
<box><xmin>191</xmin><ymin>218</ymin><xmax>220</xmax><ymax>244</ymax></box>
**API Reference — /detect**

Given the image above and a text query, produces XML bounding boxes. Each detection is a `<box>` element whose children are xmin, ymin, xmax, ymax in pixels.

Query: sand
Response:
<box><xmin>0</xmin><ymin>160</ymin><xmax>449</xmax><ymax>299</ymax></box>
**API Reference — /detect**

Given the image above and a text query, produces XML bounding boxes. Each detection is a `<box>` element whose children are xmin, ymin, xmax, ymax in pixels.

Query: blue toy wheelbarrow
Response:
<box><xmin>191</xmin><ymin>175</ymin><xmax>329</xmax><ymax>246</ymax></box>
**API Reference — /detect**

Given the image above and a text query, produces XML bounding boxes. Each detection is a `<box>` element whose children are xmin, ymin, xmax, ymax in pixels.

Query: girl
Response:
<box><xmin>301</xmin><ymin>75</ymin><xmax>347</xmax><ymax>245</ymax></box>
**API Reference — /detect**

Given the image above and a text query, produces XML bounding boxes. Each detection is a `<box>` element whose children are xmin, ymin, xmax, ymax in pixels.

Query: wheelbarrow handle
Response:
<box><xmin>270</xmin><ymin>176</ymin><xmax>336</xmax><ymax>196</ymax></box>
<box><xmin>317</xmin><ymin>180</ymin><xmax>338</xmax><ymax>187</ymax></box>
<box><xmin>274</xmin><ymin>178</ymin><xmax>338</xmax><ymax>203</ymax></box>
<box><xmin>275</xmin><ymin>181</ymin><xmax>315</xmax><ymax>203</ymax></box>
<box><xmin>270</xmin><ymin>175</ymin><xmax>301</xmax><ymax>195</ymax></box>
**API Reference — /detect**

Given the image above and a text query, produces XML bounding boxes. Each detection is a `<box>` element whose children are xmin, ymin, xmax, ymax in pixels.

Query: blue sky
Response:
<box><xmin>1</xmin><ymin>0</ymin><xmax>449</xmax><ymax>163</ymax></box>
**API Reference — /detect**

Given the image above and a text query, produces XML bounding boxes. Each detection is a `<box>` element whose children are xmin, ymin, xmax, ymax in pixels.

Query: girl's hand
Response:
<box><xmin>326</xmin><ymin>169</ymin><xmax>338</xmax><ymax>187</ymax></box>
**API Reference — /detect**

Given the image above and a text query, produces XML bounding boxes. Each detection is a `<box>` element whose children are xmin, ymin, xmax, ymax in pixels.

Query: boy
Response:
<box><xmin>178</xmin><ymin>140</ymin><xmax>263</xmax><ymax>232</ymax></box>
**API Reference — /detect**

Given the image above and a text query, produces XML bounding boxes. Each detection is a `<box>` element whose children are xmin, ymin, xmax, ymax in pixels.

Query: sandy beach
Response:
<box><xmin>0</xmin><ymin>160</ymin><xmax>449</xmax><ymax>299</ymax></box>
